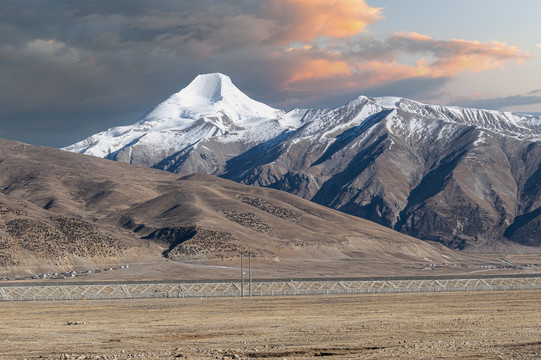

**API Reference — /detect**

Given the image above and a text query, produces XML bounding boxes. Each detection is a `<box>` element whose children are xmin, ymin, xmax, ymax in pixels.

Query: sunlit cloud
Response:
<box><xmin>262</xmin><ymin>0</ymin><xmax>382</xmax><ymax>44</ymax></box>
<box><xmin>353</xmin><ymin>59</ymin><xmax>439</xmax><ymax>85</ymax></box>
<box><xmin>286</xmin><ymin>45</ymin><xmax>313</xmax><ymax>52</ymax></box>
<box><xmin>286</xmin><ymin>58</ymin><xmax>352</xmax><ymax>84</ymax></box>
<box><xmin>394</xmin><ymin>32</ymin><xmax>432</xmax><ymax>41</ymax></box>
<box><xmin>387</xmin><ymin>33</ymin><xmax>530</xmax><ymax>73</ymax></box>
<box><xmin>428</xmin><ymin>40</ymin><xmax>528</xmax><ymax>74</ymax></box>
<box><xmin>537</xmin><ymin>44</ymin><xmax>541</xmax><ymax>49</ymax></box>
<box><xmin>282</xmin><ymin>32</ymin><xmax>530</xmax><ymax>94</ymax></box>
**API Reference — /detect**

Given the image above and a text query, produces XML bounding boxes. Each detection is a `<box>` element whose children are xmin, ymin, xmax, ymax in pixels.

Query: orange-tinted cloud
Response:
<box><xmin>353</xmin><ymin>59</ymin><xmax>440</xmax><ymax>86</ymax></box>
<box><xmin>431</xmin><ymin>39</ymin><xmax>529</xmax><ymax>74</ymax></box>
<box><xmin>282</xmin><ymin>56</ymin><xmax>437</xmax><ymax>91</ymax></box>
<box><xmin>537</xmin><ymin>44</ymin><xmax>541</xmax><ymax>49</ymax></box>
<box><xmin>394</xmin><ymin>32</ymin><xmax>432</xmax><ymax>41</ymax></box>
<box><xmin>283</xmin><ymin>32</ymin><xmax>530</xmax><ymax>91</ymax></box>
<box><xmin>263</xmin><ymin>0</ymin><xmax>382</xmax><ymax>44</ymax></box>
<box><xmin>389</xmin><ymin>33</ymin><xmax>529</xmax><ymax>70</ymax></box>
<box><xmin>286</xmin><ymin>58</ymin><xmax>352</xmax><ymax>84</ymax></box>
<box><xmin>286</xmin><ymin>45</ymin><xmax>313</xmax><ymax>52</ymax></box>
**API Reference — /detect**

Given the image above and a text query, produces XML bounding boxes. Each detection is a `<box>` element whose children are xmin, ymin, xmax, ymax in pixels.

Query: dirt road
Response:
<box><xmin>1</xmin><ymin>291</ymin><xmax>540</xmax><ymax>359</ymax></box>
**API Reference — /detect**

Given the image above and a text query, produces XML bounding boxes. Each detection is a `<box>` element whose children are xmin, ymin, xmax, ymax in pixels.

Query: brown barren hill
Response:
<box><xmin>0</xmin><ymin>138</ymin><xmax>529</xmax><ymax>280</ymax></box>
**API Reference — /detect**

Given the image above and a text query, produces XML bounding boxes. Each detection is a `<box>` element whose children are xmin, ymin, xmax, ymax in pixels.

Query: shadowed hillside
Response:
<box><xmin>0</xmin><ymin>139</ymin><xmax>531</xmax><ymax>279</ymax></box>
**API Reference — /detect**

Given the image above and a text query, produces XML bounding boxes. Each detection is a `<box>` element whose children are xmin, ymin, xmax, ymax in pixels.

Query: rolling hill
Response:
<box><xmin>0</xmin><ymin>138</ymin><xmax>503</xmax><ymax>279</ymax></box>
<box><xmin>66</xmin><ymin>73</ymin><xmax>541</xmax><ymax>250</ymax></box>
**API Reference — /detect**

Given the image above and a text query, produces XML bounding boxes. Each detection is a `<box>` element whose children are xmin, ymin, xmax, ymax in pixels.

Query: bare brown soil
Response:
<box><xmin>1</xmin><ymin>291</ymin><xmax>540</xmax><ymax>359</ymax></box>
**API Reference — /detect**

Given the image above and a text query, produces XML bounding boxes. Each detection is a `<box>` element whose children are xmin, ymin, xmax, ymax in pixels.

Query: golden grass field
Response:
<box><xmin>1</xmin><ymin>290</ymin><xmax>540</xmax><ymax>359</ymax></box>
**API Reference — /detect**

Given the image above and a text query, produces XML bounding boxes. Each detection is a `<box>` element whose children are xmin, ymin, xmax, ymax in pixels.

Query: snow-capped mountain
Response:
<box><xmin>65</xmin><ymin>73</ymin><xmax>286</xmax><ymax>168</ymax></box>
<box><xmin>66</xmin><ymin>73</ymin><xmax>541</xmax><ymax>249</ymax></box>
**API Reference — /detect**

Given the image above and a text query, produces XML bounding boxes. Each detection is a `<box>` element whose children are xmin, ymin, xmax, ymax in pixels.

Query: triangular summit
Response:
<box><xmin>63</xmin><ymin>73</ymin><xmax>285</xmax><ymax>159</ymax></box>
<box><xmin>179</xmin><ymin>73</ymin><xmax>236</xmax><ymax>102</ymax></box>
<box><xmin>143</xmin><ymin>72</ymin><xmax>282</xmax><ymax>124</ymax></box>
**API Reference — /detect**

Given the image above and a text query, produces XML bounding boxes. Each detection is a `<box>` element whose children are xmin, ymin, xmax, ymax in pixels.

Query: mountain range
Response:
<box><xmin>66</xmin><ymin>73</ymin><xmax>541</xmax><ymax>250</ymax></box>
<box><xmin>1</xmin><ymin>137</ymin><xmax>488</xmax><ymax>279</ymax></box>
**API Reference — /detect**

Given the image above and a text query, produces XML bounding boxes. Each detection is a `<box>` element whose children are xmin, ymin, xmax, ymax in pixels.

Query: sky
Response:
<box><xmin>1</xmin><ymin>0</ymin><xmax>540</xmax><ymax>148</ymax></box>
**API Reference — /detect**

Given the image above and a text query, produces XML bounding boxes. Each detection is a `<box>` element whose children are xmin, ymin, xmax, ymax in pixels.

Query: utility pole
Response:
<box><xmin>240</xmin><ymin>247</ymin><xmax>254</xmax><ymax>298</ymax></box>
<box><xmin>249</xmin><ymin>247</ymin><xmax>252</xmax><ymax>298</ymax></box>
<box><xmin>240</xmin><ymin>248</ymin><xmax>244</xmax><ymax>298</ymax></box>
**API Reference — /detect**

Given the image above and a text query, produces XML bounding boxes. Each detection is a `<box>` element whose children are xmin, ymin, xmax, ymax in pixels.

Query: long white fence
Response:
<box><xmin>1</xmin><ymin>275</ymin><xmax>540</xmax><ymax>301</ymax></box>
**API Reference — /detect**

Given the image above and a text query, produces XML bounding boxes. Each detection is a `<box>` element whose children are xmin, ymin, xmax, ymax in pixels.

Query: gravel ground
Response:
<box><xmin>1</xmin><ymin>291</ymin><xmax>540</xmax><ymax>359</ymax></box>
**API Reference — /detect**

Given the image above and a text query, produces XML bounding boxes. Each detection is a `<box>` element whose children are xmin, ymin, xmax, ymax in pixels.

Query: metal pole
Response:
<box><xmin>240</xmin><ymin>248</ymin><xmax>244</xmax><ymax>298</ymax></box>
<box><xmin>249</xmin><ymin>247</ymin><xmax>252</xmax><ymax>298</ymax></box>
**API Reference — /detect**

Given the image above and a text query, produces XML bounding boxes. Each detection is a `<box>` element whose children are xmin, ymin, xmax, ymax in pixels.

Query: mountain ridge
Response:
<box><xmin>65</xmin><ymin>73</ymin><xmax>541</xmax><ymax>250</ymax></box>
<box><xmin>1</xmin><ymin>137</ymin><xmax>499</xmax><ymax>279</ymax></box>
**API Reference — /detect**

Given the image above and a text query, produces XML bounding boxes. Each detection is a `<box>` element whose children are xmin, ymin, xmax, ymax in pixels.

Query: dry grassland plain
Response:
<box><xmin>1</xmin><ymin>291</ymin><xmax>540</xmax><ymax>359</ymax></box>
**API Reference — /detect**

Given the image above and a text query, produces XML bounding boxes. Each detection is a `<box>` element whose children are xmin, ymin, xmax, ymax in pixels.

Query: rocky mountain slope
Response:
<box><xmin>1</xmin><ymin>138</ymin><xmax>483</xmax><ymax>278</ymax></box>
<box><xmin>66</xmin><ymin>74</ymin><xmax>541</xmax><ymax>250</ymax></box>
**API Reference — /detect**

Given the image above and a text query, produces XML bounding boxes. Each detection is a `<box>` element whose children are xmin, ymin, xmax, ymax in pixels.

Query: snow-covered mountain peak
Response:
<box><xmin>143</xmin><ymin>72</ymin><xmax>283</xmax><ymax>125</ymax></box>
<box><xmin>62</xmin><ymin>75</ymin><xmax>541</xmax><ymax>249</ymax></box>
<box><xmin>64</xmin><ymin>73</ymin><xmax>541</xmax><ymax>163</ymax></box>
<box><xmin>180</xmin><ymin>73</ymin><xmax>234</xmax><ymax>101</ymax></box>
<box><xmin>64</xmin><ymin>73</ymin><xmax>286</xmax><ymax>159</ymax></box>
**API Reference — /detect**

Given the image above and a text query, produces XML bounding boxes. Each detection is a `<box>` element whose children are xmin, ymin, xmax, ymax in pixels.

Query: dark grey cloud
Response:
<box><xmin>0</xmin><ymin>1</ymin><xmax>533</xmax><ymax>148</ymax></box>
<box><xmin>450</xmin><ymin>94</ymin><xmax>541</xmax><ymax>111</ymax></box>
<box><xmin>361</xmin><ymin>76</ymin><xmax>452</xmax><ymax>102</ymax></box>
<box><xmin>0</xmin><ymin>1</ymin><xmax>280</xmax><ymax>147</ymax></box>
<box><xmin>290</xmin><ymin>77</ymin><xmax>452</xmax><ymax>110</ymax></box>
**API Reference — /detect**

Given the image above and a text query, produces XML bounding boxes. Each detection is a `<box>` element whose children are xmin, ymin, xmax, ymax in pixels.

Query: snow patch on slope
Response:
<box><xmin>374</xmin><ymin>96</ymin><xmax>402</xmax><ymax>109</ymax></box>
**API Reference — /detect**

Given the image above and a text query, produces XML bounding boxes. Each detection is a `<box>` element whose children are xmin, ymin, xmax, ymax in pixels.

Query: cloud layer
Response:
<box><xmin>0</xmin><ymin>0</ymin><xmax>537</xmax><ymax>146</ymax></box>
<box><xmin>261</xmin><ymin>0</ymin><xmax>382</xmax><ymax>43</ymax></box>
